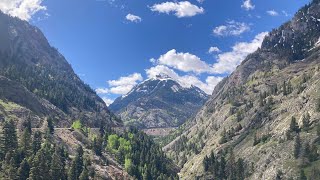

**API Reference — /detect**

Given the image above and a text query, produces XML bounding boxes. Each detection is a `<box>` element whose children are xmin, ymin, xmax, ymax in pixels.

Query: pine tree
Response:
<box><xmin>283</xmin><ymin>81</ymin><xmax>287</xmax><ymax>96</ymax></box>
<box><xmin>203</xmin><ymin>156</ymin><xmax>209</xmax><ymax>172</ymax></box>
<box><xmin>0</xmin><ymin>119</ymin><xmax>18</xmax><ymax>159</ymax></box>
<box><xmin>75</xmin><ymin>146</ymin><xmax>84</xmax><ymax>178</ymax></box>
<box><xmin>29</xmin><ymin>143</ymin><xmax>52</xmax><ymax>180</ymax></box>
<box><xmin>68</xmin><ymin>160</ymin><xmax>77</xmax><ymax>180</ymax></box>
<box><xmin>219</xmin><ymin>129</ymin><xmax>227</xmax><ymax>144</ymax></box>
<box><xmin>310</xmin><ymin>167</ymin><xmax>320</xmax><ymax>180</ymax></box>
<box><xmin>294</xmin><ymin>134</ymin><xmax>301</xmax><ymax>159</ymax></box>
<box><xmin>299</xmin><ymin>169</ymin><xmax>307</xmax><ymax>180</ymax></box>
<box><xmin>93</xmin><ymin>136</ymin><xmax>102</xmax><ymax>156</ymax></box>
<box><xmin>22</xmin><ymin>117</ymin><xmax>32</xmax><ymax>134</ymax></box>
<box><xmin>302</xmin><ymin>113</ymin><xmax>311</xmax><ymax>131</ymax></box>
<box><xmin>219</xmin><ymin>155</ymin><xmax>226</xmax><ymax>179</ymax></box>
<box><xmin>2</xmin><ymin>154</ymin><xmax>18</xmax><ymax>180</ymax></box>
<box><xmin>79</xmin><ymin>167</ymin><xmax>89</xmax><ymax>180</ymax></box>
<box><xmin>18</xmin><ymin>158</ymin><xmax>30</xmax><ymax>180</ymax></box>
<box><xmin>227</xmin><ymin>151</ymin><xmax>236</xmax><ymax>180</ymax></box>
<box><xmin>20</xmin><ymin>129</ymin><xmax>32</xmax><ymax>157</ymax></box>
<box><xmin>290</xmin><ymin>117</ymin><xmax>300</xmax><ymax>133</ymax></box>
<box><xmin>50</xmin><ymin>147</ymin><xmax>65</xmax><ymax>180</ymax></box>
<box><xmin>32</xmin><ymin>131</ymin><xmax>42</xmax><ymax>154</ymax></box>
<box><xmin>47</xmin><ymin>117</ymin><xmax>54</xmax><ymax>134</ymax></box>
<box><xmin>236</xmin><ymin>158</ymin><xmax>245</xmax><ymax>180</ymax></box>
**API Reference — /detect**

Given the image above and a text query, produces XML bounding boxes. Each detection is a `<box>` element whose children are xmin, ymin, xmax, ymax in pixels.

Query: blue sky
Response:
<box><xmin>0</xmin><ymin>0</ymin><xmax>311</xmax><ymax>105</ymax></box>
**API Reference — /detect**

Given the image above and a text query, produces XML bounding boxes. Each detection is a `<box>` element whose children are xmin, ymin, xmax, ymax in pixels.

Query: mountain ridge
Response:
<box><xmin>164</xmin><ymin>0</ymin><xmax>320</xmax><ymax>179</ymax></box>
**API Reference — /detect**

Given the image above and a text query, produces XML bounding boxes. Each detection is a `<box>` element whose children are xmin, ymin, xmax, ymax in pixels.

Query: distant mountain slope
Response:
<box><xmin>109</xmin><ymin>74</ymin><xmax>209</xmax><ymax>129</ymax></box>
<box><xmin>0</xmin><ymin>11</ymin><xmax>119</xmax><ymax>127</ymax></box>
<box><xmin>165</xmin><ymin>0</ymin><xmax>320</xmax><ymax>179</ymax></box>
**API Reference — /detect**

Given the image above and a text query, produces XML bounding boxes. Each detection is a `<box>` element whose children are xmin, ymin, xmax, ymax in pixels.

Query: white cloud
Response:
<box><xmin>150</xmin><ymin>1</ymin><xmax>204</xmax><ymax>18</ymax></box>
<box><xmin>282</xmin><ymin>10</ymin><xmax>289</xmax><ymax>17</ymax></box>
<box><xmin>96</xmin><ymin>73</ymin><xmax>143</xmax><ymax>95</ymax></box>
<box><xmin>208</xmin><ymin>46</ymin><xmax>221</xmax><ymax>54</ymax></box>
<box><xmin>0</xmin><ymin>0</ymin><xmax>46</xmax><ymax>21</ymax></box>
<box><xmin>152</xmin><ymin>49</ymin><xmax>212</xmax><ymax>74</ymax></box>
<box><xmin>107</xmin><ymin>73</ymin><xmax>143</xmax><ymax>95</ymax></box>
<box><xmin>126</xmin><ymin>13</ymin><xmax>142</xmax><ymax>23</ymax></box>
<box><xmin>102</xmin><ymin>97</ymin><xmax>114</xmax><ymax>106</ymax></box>
<box><xmin>267</xmin><ymin>10</ymin><xmax>279</xmax><ymax>16</ymax></box>
<box><xmin>197</xmin><ymin>0</ymin><xmax>205</xmax><ymax>3</ymax></box>
<box><xmin>241</xmin><ymin>0</ymin><xmax>255</xmax><ymax>11</ymax></box>
<box><xmin>96</xmin><ymin>88</ymin><xmax>109</xmax><ymax>94</ymax></box>
<box><xmin>213</xmin><ymin>21</ymin><xmax>250</xmax><ymax>36</ymax></box>
<box><xmin>145</xmin><ymin>65</ymin><xmax>222</xmax><ymax>94</ymax></box>
<box><xmin>212</xmin><ymin>32</ymin><xmax>268</xmax><ymax>73</ymax></box>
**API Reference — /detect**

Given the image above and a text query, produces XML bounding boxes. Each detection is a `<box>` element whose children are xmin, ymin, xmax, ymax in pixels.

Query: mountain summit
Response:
<box><xmin>109</xmin><ymin>74</ymin><xmax>209</xmax><ymax>129</ymax></box>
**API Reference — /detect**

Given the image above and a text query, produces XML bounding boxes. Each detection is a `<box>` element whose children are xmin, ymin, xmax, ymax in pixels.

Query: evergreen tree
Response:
<box><xmin>283</xmin><ymin>81</ymin><xmax>287</xmax><ymax>96</ymax></box>
<box><xmin>275</xmin><ymin>170</ymin><xmax>283</xmax><ymax>180</ymax></box>
<box><xmin>92</xmin><ymin>136</ymin><xmax>102</xmax><ymax>156</ymax></box>
<box><xmin>316</xmin><ymin>98</ymin><xmax>320</xmax><ymax>112</ymax></box>
<box><xmin>227</xmin><ymin>151</ymin><xmax>236</xmax><ymax>180</ymax></box>
<box><xmin>79</xmin><ymin>167</ymin><xmax>89</xmax><ymax>180</ymax></box>
<box><xmin>29</xmin><ymin>149</ymin><xmax>50</xmax><ymax>180</ymax></box>
<box><xmin>1</xmin><ymin>154</ymin><xmax>18</xmax><ymax>180</ymax></box>
<box><xmin>18</xmin><ymin>158</ymin><xmax>30</xmax><ymax>180</ymax></box>
<box><xmin>75</xmin><ymin>146</ymin><xmax>84</xmax><ymax>178</ymax></box>
<box><xmin>0</xmin><ymin>119</ymin><xmax>18</xmax><ymax>159</ymax></box>
<box><xmin>32</xmin><ymin>131</ymin><xmax>42</xmax><ymax>154</ymax></box>
<box><xmin>219</xmin><ymin>155</ymin><xmax>226</xmax><ymax>179</ymax></box>
<box><xmin>203</xmin><ymin>156</ymin><xmax>209</xmax><ymax>172</ymax></box>
<box><xmin>290</xmin><ymin>117</ymin><xmax>300</xmax><ymax>133</ymax></box>
<box><xmin>294</xmin><ymin>134</ymin><xmax>301</xmax><ymax>159</ymax></box>
<box><xmin>20</xmin><ymin>129</ymin><xmax>32</xmax><ymax>157</ymax></box>
<box><xmin>47</xmin><ymin>117</ymin><xmax>54</xmax><ymax>134</ymax></box>
<box><xmin>302</xmin><ymin>113</ymin><xmax>311</xmax><ymax>131</ymax></box>
<box><xmin>299</xmin><ymin>169</ymin><xmax>307</xmax><ymax>180</ymax></box>
<box><xmin>22</xmin><ymin>117</ymin><xmax>32</xmax><ymax>134</ymax></box>
<box><xmin>68</xmin><ymin>160</ymin><xmax>77</xmax><ymax>180</ymax></box>
<box><xmin>219</xmin><ymin>129</ymin><xmax>227</xmax><ymax>144</ymax></box>
<box><xmin>50</xmin><ymin>147</ymin><xmax>65</xmax><ymax>180</ymax></box>
<box><xmin>236</xmin><ymin>158</ymin><xmax>245</xmax><ymax>180</ymax></box>
<box><xmin>309</xmin><ymin>167</ymin><xmax>320</xmax><ymax>180</ymax></box>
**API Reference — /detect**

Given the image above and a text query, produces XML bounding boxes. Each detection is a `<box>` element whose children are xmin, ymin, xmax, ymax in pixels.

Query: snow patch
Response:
<box><xmin>171</xmin><ymin>85</ymin><xmax>180</xmax><ymax>93</ymax></box>
<box><xmin>316</xmin><ymin>37</ymin><xmax>320</xmax><ymax>47</ymax></box>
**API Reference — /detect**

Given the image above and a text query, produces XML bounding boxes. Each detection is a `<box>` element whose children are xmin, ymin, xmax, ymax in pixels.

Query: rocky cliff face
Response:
<box><xmin>165</xmin><ymin>0</ymin><xmax>320</xmax><ymax>179</ymax></box>
<box><xmin>109</xmin><ymin>74</ymin><xmax>209</xmax><ymax>129</ymax></box>
<box><xmin>0</xmin><ymin>11</ymin><xmax>119</xmax><ymax>127</ymax></box>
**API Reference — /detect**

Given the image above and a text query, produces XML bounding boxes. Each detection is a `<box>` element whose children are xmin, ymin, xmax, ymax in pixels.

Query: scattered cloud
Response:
<box><xmin>267</xmin><ymin>10</ymin><xmax>279</xmax><ymax>16</ymax></box>
<box><xmin>208</xmin><ymin>46</ymin><xmax>221</xmax><ymax>54</ymax></box>
<box><xmin>213</xmin><ymin>21</ymin><xmax>250</xmax><ymax>36</ymax></box>
<box><xmin>96</xmin><ymin>73</ymin><xmax>143</xmax><ymax>95</ymax></box>
<box><xmin>102</xmin><ymin>97</ymin><xmax>114</xmax><ymax>106</ymax></box>
<box><xmin>152</xmin><ymin>49</ymin><xmax>212</xmax><ymax>74</ymax></box>
<box><xmin>0</xmin><ymin>0</ymin><xmax>46</xmax><ymax>21</ymax></box>
<box><xmin>282</xmin><ymin>10</ymin><xmax>290</xmax><ymax>17</ymax></box>
<box><xmin>241</xmin><ymin>0</ymin><xmax>255</xmax><ymax>11</ymax></box>
<box><xmin>150</xmin><ymin>1</ymin><xmax>204</xmax><ymax>18</ymax></box>
<box><xmin>126</xmin><ymin>13</ymin><xmax>142</xmax><ymax>23</ymax></box>
<box><xmin>107</xmin><ymin>73</ymin><xmax>143</xmax><ymax>95</ymax></box>
<box><xmin>96</xmin><ymin>88</ymin><xmax>109</xmax><ymax>94</ymax></box>
<box><xmin>197</xmin><ymin>0</ymin><xmax>205</xmax><ymax>3</ymax></box>
<box><xmin>212</xmin><ymin>32</ymin><xmax>268</xmax><ymax>73</ymax></box>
